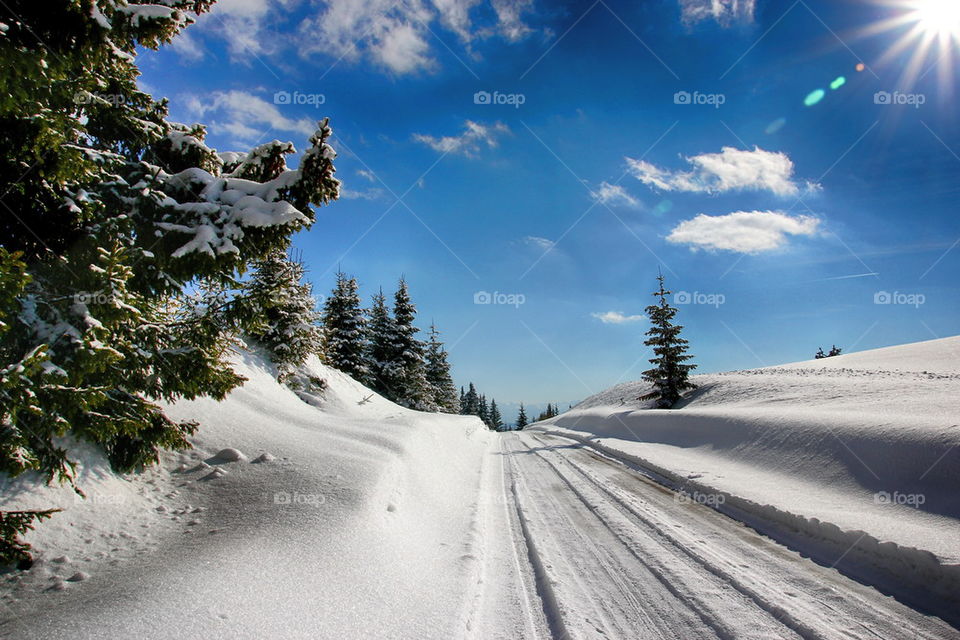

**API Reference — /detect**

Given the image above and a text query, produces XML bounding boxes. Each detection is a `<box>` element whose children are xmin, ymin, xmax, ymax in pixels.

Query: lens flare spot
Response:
<box><xmin>764</xmin><ymin>117</ymin><xmax>786</xmax><ymax>134</ymax></box>
<box><xmin>855</xmin><ymin>62</ymin><xmax>865</xmax><ymax>72</ymax></box>
<box><xmin>804</xmin><ymin>89</ymin><xmax>826</xmax><ymax>106</ymax></box>
<box><xmin>653</xmin><ymin>200</ymin><xmax>673</xmax><ymax>216</ymax></box>
<box><xmin>830</xmin><ymin>76</ymin><xmax>846</xmax><ymax>90</ymax></box>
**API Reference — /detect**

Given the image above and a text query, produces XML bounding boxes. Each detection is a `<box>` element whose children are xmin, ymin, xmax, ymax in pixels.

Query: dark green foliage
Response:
<box><xmin>0</xmin><ymin>509</ymin><xmax>58</xmax><ymax>567</ymax></box>
<box><xmin>320</xmin><ymin>272</ymin><xmax>367</xmax><ymax>382</ymax></box>
<box><xmin>489</xmin><ymin>399</ymin><xmax>503</xmax><ymax>431</ymax></box>
<box><xmin>640</xmin><ymin>273</ymin><xmax>697</xmax><ymax>408</ymax></box>
<box><xmin>0</xmin><ymin>1</ymin><xmax>340</xmax><ymax>554</ymax></box>
<box><xmin>815</xmin><ymin>345</ymin><xmax>842</xmax><ymax>359</ymax></box>
<box><xmin>516</xmin><ymin>403</ymin><xmax>528</xmax><ymax>429</ymax></box>
<box><xmin>424</xmin><ymin>324</ymin><xmax>459</xmax><ymax>413</ymax></box>
<box><xmin>246</xmin><ymin>250</ymin><xmax>322</xmax><ymax>375</ymax></box>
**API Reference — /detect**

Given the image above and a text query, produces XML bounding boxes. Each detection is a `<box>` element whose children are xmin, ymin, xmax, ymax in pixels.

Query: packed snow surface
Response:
<box><xmin>2</xmin><ymin>338</ymin><xmax>958</xmax><ymax>638</ymax></box>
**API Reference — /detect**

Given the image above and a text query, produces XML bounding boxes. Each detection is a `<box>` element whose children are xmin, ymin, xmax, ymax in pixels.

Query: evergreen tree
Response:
<box><xmin>320</xmin><ymin>271</ymin><xmax>368</xmax><ymax>381</ymax></box>
<box><xmin>489</xmin><ymin>399</ymin><xmax>503</xmax><ymax>431</ymax></box>
<box><xmin>246</xmin><ymin>250</ymin><xmax>322</xmax><ymax>375</ymax></box>
<box><xmin>365</xmin><ymin>289</ymin><xmax>395</xmax><ymax>398</ymax></box>
<box><xmin>461</xmin><ymin>383</ymin><xmax>480</xmax><ymax>416</ymax></box>
<box><xmin>424</xmin><ymin>324</ymin><xmax>459</xmax><ymax>413</ymax></box>
<box><xmin>640</xmin><ymin>272</ymin><xmax>697</xmax><ymax>408</ymax></box>
<box><xmin>386</xmin><ymin>278</ymin><xmax>434</xmax><ymax>410</ymax></box>
<box><xmin>516</xmin><ymin>403</ymin><xmax>529</xmax><ymax>429</ymax></box>
<box><xmin>459</xmin><ymin>387</ymin><xmax>466</xmax><ymax>413</ymax></box>
<box><xmin>478</xmin><ymin>394</ymin><xmax>490</xmax><ymax>425</ymax></box>
<box><xmin>0</xmin><ymin>1</ymin><xmax>340</xmax><ymax>560</ymax></box>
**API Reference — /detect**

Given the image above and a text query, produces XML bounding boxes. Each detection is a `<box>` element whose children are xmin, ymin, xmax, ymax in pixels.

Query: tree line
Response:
<box><xmin>245</xmin><ymin>251</ymin><xmax>460</xmax><ymax>413</ymax></box>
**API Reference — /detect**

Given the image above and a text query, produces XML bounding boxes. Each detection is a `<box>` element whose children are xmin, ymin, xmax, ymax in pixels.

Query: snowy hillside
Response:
<box><xmin>0</xmin><ymin>350</ymin><xmax>492</xmax><ymax>638</ymax></box>
<box><xmin>530</xmin><ymin>336</ymin><xmax>960</xmax><ymax>622</ymax></box>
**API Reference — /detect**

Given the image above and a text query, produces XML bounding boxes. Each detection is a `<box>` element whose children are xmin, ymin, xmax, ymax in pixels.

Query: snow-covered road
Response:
<box><xmin>476</xmin><ymin>431</ymin><xmax>959</xmax><ymax>640</ymax></box>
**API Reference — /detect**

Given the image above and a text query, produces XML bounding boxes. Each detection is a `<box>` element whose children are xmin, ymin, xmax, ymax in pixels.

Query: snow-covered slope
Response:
<box><xmin>530</xmin><ymin>336</ymin><xmax>960</xmax><ymax>620</ymax></box>
<box><xmin>0</xmin><ymin>351</ymin><xmax>492</xmax><ymax>638</ymax></box>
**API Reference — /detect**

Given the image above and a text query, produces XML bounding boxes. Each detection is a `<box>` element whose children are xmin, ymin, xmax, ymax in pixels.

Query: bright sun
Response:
<box><xmin>911</xmin><ymin>0</ymin><xmax>960</xmax><ymax>37</ymax></box>
<box><xmin>858</xmin><ymin>0</ymin><xmax>960</xmax><ymax>91</ymax></box>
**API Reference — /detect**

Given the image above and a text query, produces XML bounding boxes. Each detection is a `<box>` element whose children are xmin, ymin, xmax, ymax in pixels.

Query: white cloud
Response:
<box><xmin>186</xmin><ymin>90</ymin><xmax>316</xmax><ymax>143</ymax></box>
<box><xmin>524</xmin><ymin>236</ymin><xmax>554</xmax><ymax>250</ymax></box>
<box><xmin>340</xmin><ymin>187</ymin><xmax>386</xmax><ymax>200</ymax></box>
<box><xmin>592</xmin><ymin>310</ymin><xmax>645</xmax><ymax>324</ymax></box>
<box><xmin>679</xmin><ymin>0</ymin><xmax>755</xmax><ymax>25</ymax></box>
<box><xmin>626</xmin><ymin>146</ymin><xmax>812</xmax><ymax>197</ymax></box>
<box><xmin>169</xmin><ymin>30</ymin><xmax>205</xmax><ymax>62</ymax></box>
<box><xmin>357</xmin><ymin>169</ymin><xmax>377</xmax><ymax>182</ymax></box>
<box><xmin>182</xmin><ymin>0</ymin><xmax>539</xmax><ymax>74</ymax></box>
<box><xmin>591</xmin><ymin>181</ymin><xmax>641</xmax><ymax>208</ymax></box>
<box><xmin>413</xmin><ymin>120</ymin><xmax>509</xmax><ymax>156</ymax></box>
<box><xmin>666</xmin><ymin>210</ymin><xmax>820</xmax><ymax>253</ymax></box>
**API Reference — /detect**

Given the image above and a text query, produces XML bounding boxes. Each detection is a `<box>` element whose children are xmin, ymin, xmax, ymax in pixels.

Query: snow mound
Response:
<box><xmin>532</xmin><ymin>335</ymin><xmax>960</xmax><ymax>621</ymax></box>
<box><xmin>1</xmin><ymin>350</ymin><xmax>491</xmax><ymax>639</ymax></box>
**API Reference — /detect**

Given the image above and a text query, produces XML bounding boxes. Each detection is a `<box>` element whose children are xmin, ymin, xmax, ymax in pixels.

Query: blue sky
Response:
<box><xmin>138</xmin><ymin>0</ymin><xmax>959</xmax><ymax>412</ymax></box>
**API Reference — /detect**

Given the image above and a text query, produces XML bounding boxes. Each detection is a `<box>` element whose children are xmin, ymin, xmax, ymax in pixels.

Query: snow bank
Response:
<box><xmin>529</xmin><ymin>336</ymin><xmax>960</xmax><ymax>622</ymax></box>
<box><xmin>1</xmin><ymin>350</ymin><xmax>492</xmax><ymax>638</ymax></box>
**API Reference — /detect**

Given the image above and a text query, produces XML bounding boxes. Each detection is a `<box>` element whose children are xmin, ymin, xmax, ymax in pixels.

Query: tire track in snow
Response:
<box><xmin>527</xmin><ymin>432</ymin><xmax>958</xmax><ymax>640</ymax></box>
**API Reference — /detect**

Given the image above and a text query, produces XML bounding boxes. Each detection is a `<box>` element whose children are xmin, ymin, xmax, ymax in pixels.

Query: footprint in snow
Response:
<box><xmin>66</xmin><ymin>572</ymin><xmax>89</xmax><ymax>582</ymax></box>
<box><xmin>200</xmin><ymin>468</ymin><xmax>228</xmax><ymax>481</ymax></box>
<box><xmin>251</xmin><ymin>452</ymin><xmax>275</xmax><ymax>464</ymax></box>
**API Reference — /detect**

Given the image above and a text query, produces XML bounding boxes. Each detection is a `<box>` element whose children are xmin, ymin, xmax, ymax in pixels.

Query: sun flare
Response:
<box><xmin>911</xmin><ymin>0</ymin><xmax>960</xmax><ymax>37</ymax></box>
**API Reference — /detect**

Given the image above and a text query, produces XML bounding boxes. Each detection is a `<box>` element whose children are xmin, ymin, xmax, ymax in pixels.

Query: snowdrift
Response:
<box><xmin>1</xmin><ymin>350</ymin><xmax>492</xmax><ymax>638</ymax></box>
<box><xmin>530</xmin><ymin>336</ymin><xmax>960</xmax><ymax>622</ymax></box>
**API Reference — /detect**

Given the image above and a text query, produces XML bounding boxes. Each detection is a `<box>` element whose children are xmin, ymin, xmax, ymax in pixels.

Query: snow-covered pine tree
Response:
<box><xmin>320</xmin><ymin>271</ymin><xmax>368</xmax><ymax>382</ymax></box>
<box><xmin>245</xmin><ymin>250</ymin><xmax>322</xmax><ymax>375</ymax></box>
<box><xmin>640</xmin><ymin>272</ymin><xmax>697</xmax><ymax>408</ymax></box>
<box><xmin>516</xmin><ymin>403</ymin><xmax>528</xmax><ymax>429</ymax></box>
<box><xmin>461</xmin><ymin>383</ymin><xmax>480</xmax><ymax>416</ymax></box>
<box><xmin>0</xmin><ymin>1</ymin><xmax>339</xmax><ymax>560</ymax></box>
<box><xmin>386</xmin><ymin>278</ymin><xmax>434</xmax><ymax>411</ymax></box>
<box><xmin>424</xmin><ymin>324</ymin><xmax>459</xmax><ymax>413</ymax></box>
<box><xmin>478</xmin><ymin>394</ymin><xmax>490</xmax><ymax>426</ymax></box>
<box><xmin>459</xmin><ymin>387</ymin><xmax>466</xmax><ymax>413</ymax></box>
<box><xmin>489</xmin><ymin>399</ymin><xmax>503</xmax><ymax>431</ymax></box>
<box><xmin>365</xmin><ymin>289</ymin><xmax>395</xmax><ymax>398</ymax></box>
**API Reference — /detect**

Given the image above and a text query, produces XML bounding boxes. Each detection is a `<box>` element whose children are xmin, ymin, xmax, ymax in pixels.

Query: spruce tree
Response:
<box><xmin>478</xmin><ymin>394</ymin><xmax>490</xmax><ymax>425</ymax></box>
<box><xmin>365</xmin><ymin>289</ymin><xmax>395</xmax><ymax>398</ymax></box>
<box><xmin>0</xmin><ymin>1</ymin><xmax>340</xmax><ymax>560</ymax></box>
<box><xmin>386</xmin><ymin>279</ymin><xmax>434</xmax><ymax>410</ymax></box>
<box><xmin>246</xmin><ymin>250</ymin><xmax>322</xmax><ymax>375</ymax></box>
<box><xmin>459</xmin><ymin>387</ymin><xmax>466</xmax><ymax>413</ymax></box>
<box><xmin>424</xmin><ymin>324</ymin><xmax>459</xmax><ymax>413</ymax></box>
<box><xmin>489</xmin><ymin>399</ymin><xmax>503</xmax><ymax>431</ymax></box>
<box><xmin>320</xmin><ymin>271</ymin><xmax>368</xmax><ymax>381</ymax></box>
<box><xmin>640</xmin><ymin>272</ymin><xmax>697</xmax><ymax>408</ymax></box>
<box><xmin>461</xmin><ymin>383</ymin><xmax>480</xmax><ymax>416</ymax></box>
<box><xmin>516</xmin><ymin>403</ymin><xmax>528</xmax><ymax>429</ymax></box>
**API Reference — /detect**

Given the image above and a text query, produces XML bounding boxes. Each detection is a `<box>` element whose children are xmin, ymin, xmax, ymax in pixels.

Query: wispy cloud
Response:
<box><xmin>592</xmin><ymin>310</ymin><xmax>645</xmax><ymax>324</ymax></box>
<box><xmin>523</xmin><ymin>236</ymin><xmax>554</xmax><ymax>251</ymax></box>
<box><xmin>340</xmin><ymin>187</ymin><xmax>386</xmax><ymax>200</ymax></box>
<box><xmin>627</xmin><ymin>146</ymin><xmax>814</xmax><ymax>197</ymax></box>
<box><xmin>667</xmin><ymin>210</ymin><xmax>820</xmax><ymax>253</ymax></box>
<box><xmin>679</xmin><ymin>0</ymin><xmax>755</xmax><ymax>26</ymax></box>
<box><xmin>591</xmin><ymin>181</ymin><xmax>641</xmax><ymax>208</ymax></box>
<box><xmin>413</xmin><ymin>120</ymin><xmax>510</xmax><ymax>156</ymax></box>
<box><xmin>184</xmin><ymin>89</ymin><xmax>316</xmax><ymax>144</ymax></box>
